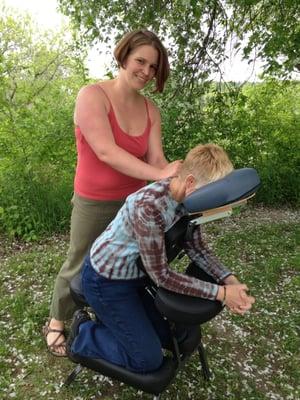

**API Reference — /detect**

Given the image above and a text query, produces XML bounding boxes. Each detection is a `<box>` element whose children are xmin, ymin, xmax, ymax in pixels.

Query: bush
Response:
<box><xmin>160</xmin><ymin>79</ymin><xmax>300</xmax><ymax>206</ymax></box>
<box><xmin>0</xmin><ymin>169</ymin><xmax>73</xmax><ymax>241</ymax></box>
<box><xmin>0</xmin><ymin>7</ymin><xmax>87</xmax><ymax>240</ymax></box>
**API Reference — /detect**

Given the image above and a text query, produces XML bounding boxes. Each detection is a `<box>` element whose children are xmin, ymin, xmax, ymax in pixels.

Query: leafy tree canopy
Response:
<box><xmin>0</xmin><ymin>2</ymin><xmax>87</xmax><ymax>170</ymax></box>
<box><xmin>58</xmin><ymin>0</ymin><xmax>300</xmax><ymax>86</ymax></box>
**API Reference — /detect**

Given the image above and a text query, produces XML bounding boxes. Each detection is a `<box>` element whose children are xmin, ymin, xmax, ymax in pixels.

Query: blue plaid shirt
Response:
<box><xmin>90</xmin><ymin>179</ymin><xmax>231</xmax><ymax>300</ymax></box>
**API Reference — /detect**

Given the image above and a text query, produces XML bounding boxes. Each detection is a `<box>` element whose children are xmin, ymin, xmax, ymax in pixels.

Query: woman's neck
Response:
<box><xmin>111</xmin><ymin>76</ymin><xmax>141</xmax><ymax>103</ymax></box>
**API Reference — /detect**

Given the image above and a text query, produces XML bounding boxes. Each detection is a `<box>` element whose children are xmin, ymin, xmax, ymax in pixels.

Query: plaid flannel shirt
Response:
<box><xmin>90</xmin><ymin>179</ymin><xmax>231</xmax><ymax>300</ymax></box>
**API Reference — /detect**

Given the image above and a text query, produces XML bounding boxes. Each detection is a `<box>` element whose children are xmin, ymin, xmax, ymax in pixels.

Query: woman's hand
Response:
<box><xmin>158</xmin><ymin>160</ymin><xmax>183</xmax><ymax>179</ymax></box>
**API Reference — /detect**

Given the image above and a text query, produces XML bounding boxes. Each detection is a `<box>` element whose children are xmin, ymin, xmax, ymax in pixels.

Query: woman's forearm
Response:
<box><xmin>98</xmin><ymin>143</ymin><xmax>180</xmax><ymax>181</ymax></box>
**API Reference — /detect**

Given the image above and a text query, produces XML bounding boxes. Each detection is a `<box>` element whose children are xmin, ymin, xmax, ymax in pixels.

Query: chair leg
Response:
<box><xmin>197</xmin><ymin>342</ymin><xmax>211</xmax><ymax>380</ymax></box>
<box><xmin>64</xmin><ymin>364</ymin><xmax>83</xmax><ymax>386</ymax></box>
<box><xmin>169</xmin><ymin>322</ymin><xmax>181</xmax><ymax>366</ymax></box>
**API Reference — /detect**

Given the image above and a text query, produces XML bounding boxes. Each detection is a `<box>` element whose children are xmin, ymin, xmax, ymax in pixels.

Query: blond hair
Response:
<box><xmin>114</xmin><ymin>29</ymin><xmax>170</xmax><ymax>93</ymax></box>
<box><xmin>180</xmin><ymin>144</ymin><xmax>234</xmax><ymax>187</ymax></box>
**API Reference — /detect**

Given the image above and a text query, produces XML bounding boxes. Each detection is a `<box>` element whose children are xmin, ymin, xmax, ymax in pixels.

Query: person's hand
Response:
<box><xmin>223</xmin><ymin>274</ymin><xmax>241</xmax><ymax>285</ymax></box>
<box><xmin>158</xmin><ymin>160</ymin><xmax>183</xmax><ymax>179</ymax></box>
<box><xmin>227</xmin><ymin>285</ymin><xmax>255</xmax><ymax>315</ymax></box>
<box><xmin>218</xmin><ymin>284</ymin><xmax>255</xmax><ymax>315</ymax></box>
<box><xmin>233</xmin><ymin>289</ymin><xmax>255</xmax><ymax>314</ymax></box>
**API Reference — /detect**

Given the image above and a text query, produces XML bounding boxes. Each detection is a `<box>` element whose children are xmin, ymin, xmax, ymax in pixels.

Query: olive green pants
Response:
<box><xmin>49</xmin><ymin>193</ymin><xmax>124</xmax><ymax>321</ymax></box>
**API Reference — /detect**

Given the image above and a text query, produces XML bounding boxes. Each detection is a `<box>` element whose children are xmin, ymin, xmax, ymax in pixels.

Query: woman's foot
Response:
<box><xmin>43</xmin><ymin>318</ymin><xmax>66</xmax><ymax>357</ymax></box>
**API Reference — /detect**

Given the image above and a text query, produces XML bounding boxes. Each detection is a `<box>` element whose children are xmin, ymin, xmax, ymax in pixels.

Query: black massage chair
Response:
<box><xmin>65</xmin><ymin>168</ymin><xmax>260</xmax><ymax>399</ymax></box>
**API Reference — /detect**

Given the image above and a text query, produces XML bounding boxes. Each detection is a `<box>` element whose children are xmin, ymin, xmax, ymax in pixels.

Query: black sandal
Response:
<box><xmin>42</xmin><ymin>322</ymin><xmax>67</xmax><ymax>357</ymax></box>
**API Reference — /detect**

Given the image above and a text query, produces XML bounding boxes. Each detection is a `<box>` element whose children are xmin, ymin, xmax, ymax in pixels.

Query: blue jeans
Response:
<box><xmin>71</xmin><ymin>257</ymin><xmax>172</xmax><ymax>373</ymax></box>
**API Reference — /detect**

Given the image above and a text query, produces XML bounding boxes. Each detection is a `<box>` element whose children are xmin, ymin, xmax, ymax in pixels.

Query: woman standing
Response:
<box><xmin>43</xmin><ymin>29</ymin><xmax>182</xmax><ymax>356</ymax></box>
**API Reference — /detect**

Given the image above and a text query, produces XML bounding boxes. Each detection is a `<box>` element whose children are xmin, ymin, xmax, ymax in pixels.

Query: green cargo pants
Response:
<box><xmin>49</xmin><ymin>193</ymin><xmax>124</xmax><ymax>321</ymax></box>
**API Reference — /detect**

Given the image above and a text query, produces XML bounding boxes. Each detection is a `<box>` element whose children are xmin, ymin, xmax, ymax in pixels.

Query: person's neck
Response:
<box><xmin>112</xmin><ymin>77</ymin><xmax>140</xmax><ymax>104</ymax></box>
<box><xmin>169</xmin><ymin>177</ymin><xmax>186</xmax><ymax>203</ymax></box>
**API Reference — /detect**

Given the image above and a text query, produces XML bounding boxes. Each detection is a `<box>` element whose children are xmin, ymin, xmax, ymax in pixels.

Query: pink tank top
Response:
<box><xmin>74</xmin><ymin>87</ymin><xmax>151</xmax><ymax>200</ymax></box>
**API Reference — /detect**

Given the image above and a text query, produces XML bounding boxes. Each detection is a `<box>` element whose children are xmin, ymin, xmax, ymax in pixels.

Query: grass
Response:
<box><xmin>0</xmin><ymin>206</ymin><xmax>299</xmax><ymax>399</ymax></box>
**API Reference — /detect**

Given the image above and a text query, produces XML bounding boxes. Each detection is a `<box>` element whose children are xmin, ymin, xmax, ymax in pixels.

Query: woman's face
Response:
<box><xmin>121</xmin><ymin>45</ymin><xmax>159</xmax><ymax>90</ymax></box>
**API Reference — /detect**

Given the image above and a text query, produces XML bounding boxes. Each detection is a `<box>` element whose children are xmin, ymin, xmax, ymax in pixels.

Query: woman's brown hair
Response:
<box><xmin>114</xmin><ymin>29</ymin><xmax>170</xmax><ymax>93</ymax></box>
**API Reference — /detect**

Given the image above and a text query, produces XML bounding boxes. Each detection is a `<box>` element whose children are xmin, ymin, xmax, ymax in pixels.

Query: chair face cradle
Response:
<box><xmin>65</xmin><ymin>168</ymin><xmax>261</xmax><ymax>397</ymax></box>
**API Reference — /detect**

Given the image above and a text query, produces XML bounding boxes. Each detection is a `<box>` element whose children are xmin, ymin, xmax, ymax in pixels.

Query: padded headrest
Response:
<box><xmin>183</xmin><ymin>168</ymin><xmax>260</xmax><ymax>214</ymax></box>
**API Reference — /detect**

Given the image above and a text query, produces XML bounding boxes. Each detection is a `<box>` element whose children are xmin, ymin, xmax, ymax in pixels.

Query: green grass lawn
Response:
<box><xmin>0</xmin><ymin>206</ymin><xmax>299</xmax><ymax>400</ymax></box>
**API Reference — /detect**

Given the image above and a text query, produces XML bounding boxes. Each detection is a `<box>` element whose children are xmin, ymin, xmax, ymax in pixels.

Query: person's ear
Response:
<box><xmin>185</xmin><ymin>174</ymin><xmax>196</xmax><ymax>196</ymax></box>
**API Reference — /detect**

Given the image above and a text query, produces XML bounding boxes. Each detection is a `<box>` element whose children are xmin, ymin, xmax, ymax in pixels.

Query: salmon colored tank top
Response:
<box><xmin>74</xmin><ymin>87</ymin><xmax>151</xmax><ymax>200</ymax></box>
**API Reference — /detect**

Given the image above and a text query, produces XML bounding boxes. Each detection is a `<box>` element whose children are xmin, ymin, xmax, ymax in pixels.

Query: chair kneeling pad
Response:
<box><xmin>68</xmin><ymin>353</ymin><xmax>177</xmax><ymax>395</ymax></box>
<box><xmin>155</xmin><ymin>288</ymin><xmax>223</xmax><ymax>325</ymax></box>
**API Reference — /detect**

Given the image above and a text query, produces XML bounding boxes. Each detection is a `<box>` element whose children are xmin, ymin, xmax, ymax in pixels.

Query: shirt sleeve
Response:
<box><xmin>133</xmin><ymin>202</ymin><xmax>220</xmax><ymax>300</ymax></box>
<box><xmin>183</xmin><ymin>225</ymin><xmax>232</xmax><ymax>283</ymax></box>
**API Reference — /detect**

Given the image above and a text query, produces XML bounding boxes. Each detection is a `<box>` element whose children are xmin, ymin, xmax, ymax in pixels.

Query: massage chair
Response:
<box><xmin>64</xmin><ymin>168</ymin><xmax>260</xmax><ymax>399</ymax></box>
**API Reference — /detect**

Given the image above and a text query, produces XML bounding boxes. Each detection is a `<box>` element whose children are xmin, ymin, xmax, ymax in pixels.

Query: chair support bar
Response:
<box><xmin>188</xmin><ymin>195</ymin><xmax>252</xmax><ymax>226</ymax></box>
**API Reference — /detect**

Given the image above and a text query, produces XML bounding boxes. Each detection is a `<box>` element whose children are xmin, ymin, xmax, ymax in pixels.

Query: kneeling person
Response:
<box><xmin>67</xmin><ymin>144</ymin><xmax>255</xmax><ymax>373</ymax></box>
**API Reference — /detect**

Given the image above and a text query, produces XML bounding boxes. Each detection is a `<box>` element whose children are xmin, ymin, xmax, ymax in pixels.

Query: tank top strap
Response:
<box><xmin>96</xmin><ymin>84</ymin><xmax>112</xmax><ymax>110</ymax></box>
<box><xmin>144</xmin><ymin>98</ymin><xmax>151</xmax><ymax>126</ymax></box>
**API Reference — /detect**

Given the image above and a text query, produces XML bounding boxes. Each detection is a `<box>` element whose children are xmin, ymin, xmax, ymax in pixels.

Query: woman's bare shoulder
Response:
<box><xmin>76</xmin><ymin>82</ymin><xmax>111</xmax><ymax>109</ymax></box>
<box><xmin>74</xmin><ymin>82</ymin><xmax>111</xmax><ymax>124</ymax></box>
<box><xmin>77</xmin><ymin>82</ymin><xmax>105</xmax><ymax>97</ymax></box>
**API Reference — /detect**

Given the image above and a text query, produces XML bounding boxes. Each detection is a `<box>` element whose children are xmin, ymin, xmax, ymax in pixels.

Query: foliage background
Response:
<box><xmin>0</xmin><ymin>1</ymin><xmax>299</xmax><ymax>241</ymax></box>
<box><xmin>0</xmin><ymin>3</ymin><xmax>88</xmax><ymax>240</ymax></box>
<box><xmin>0</xmin><ymin>3</ymin><xmax>298</xmax><ymax>399</ymax></box>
